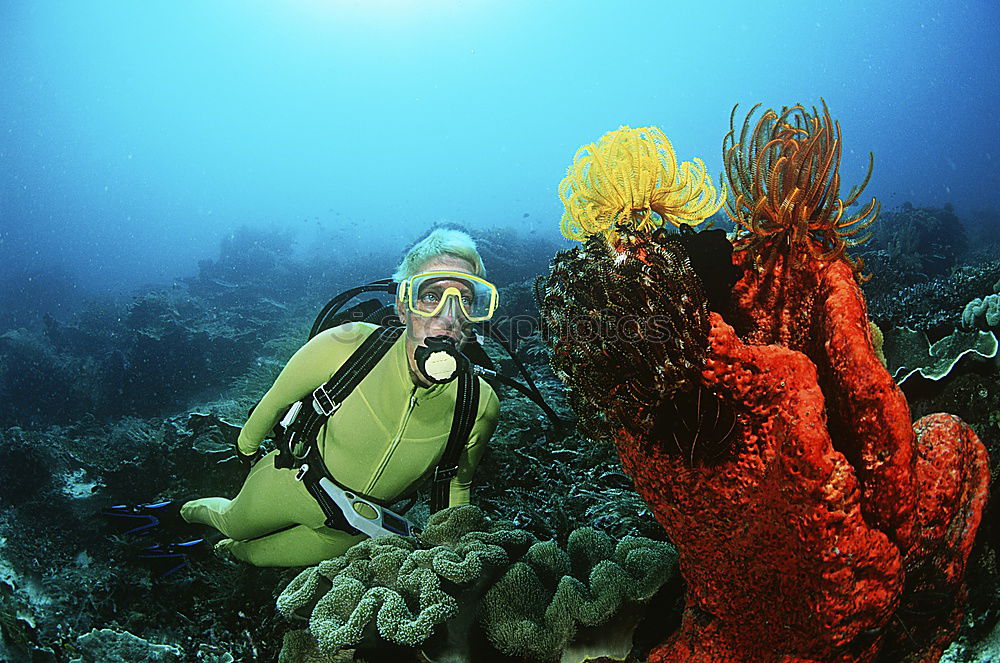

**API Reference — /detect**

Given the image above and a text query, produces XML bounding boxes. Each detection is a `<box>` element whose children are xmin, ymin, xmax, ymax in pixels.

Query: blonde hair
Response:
<box><xmin>392</xmin><ymin>228</ymin><xmax>486</xmax><ymax>282</ymax></box>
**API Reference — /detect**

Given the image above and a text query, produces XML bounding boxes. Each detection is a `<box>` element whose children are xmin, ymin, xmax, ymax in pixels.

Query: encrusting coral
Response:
<box><xmin>541</xmin><ymin>108</ymin><xmax>990</xmax><ymax>663</ymax></box>
<box><xmin>558</xmin><ymin>125</ymin><xmax>725</xmax><ymax>243</ymax></box>
<box><xmin>276</xmin><ymin>505</ymin><xmax>676</xmax><ymax>662</ymax></box>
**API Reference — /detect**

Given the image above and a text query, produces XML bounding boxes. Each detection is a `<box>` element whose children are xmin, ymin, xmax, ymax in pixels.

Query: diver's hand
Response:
<box><xmin>235</xmin><ymin>445</ymin><xmax>263</xmax><ymax>472</ymax></box>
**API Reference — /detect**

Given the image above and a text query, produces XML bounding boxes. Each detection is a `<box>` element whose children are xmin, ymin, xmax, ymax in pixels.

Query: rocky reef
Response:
<box><xmin>0</xmin><ymin>177</ymin><xmax>997</xmax><ymax>661</ymax></box>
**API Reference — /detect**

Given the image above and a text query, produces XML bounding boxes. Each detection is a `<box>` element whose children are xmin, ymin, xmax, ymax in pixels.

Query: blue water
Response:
<box><xmin>1</xmin><ymin>0</ymin><xmax>997</xmax><ymax>292</ymax></box>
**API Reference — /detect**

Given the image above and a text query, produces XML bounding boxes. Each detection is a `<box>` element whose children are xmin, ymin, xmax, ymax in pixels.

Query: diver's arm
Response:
<box><xmin>237</xmin><ymin>323</ymin><xmax>375</xmax><ymax>456</ymax></box>
<box><xmin>448</xmin><ymin>385</ymin><xmax>501</xmax><ymax>506</ymax></box>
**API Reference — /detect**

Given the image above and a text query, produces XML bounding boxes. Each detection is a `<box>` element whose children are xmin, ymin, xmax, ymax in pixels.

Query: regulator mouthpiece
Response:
<box><xmin>415</xmin><ymin>335</ymin><xmax>466</xmax><ymax>384</ymax></box>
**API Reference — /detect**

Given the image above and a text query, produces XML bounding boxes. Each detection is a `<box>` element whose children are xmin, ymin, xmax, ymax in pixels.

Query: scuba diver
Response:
<box><xmin>103</xmin><ymin>229</ymin><xmax>505</xmax><ymax>572</ymax></box>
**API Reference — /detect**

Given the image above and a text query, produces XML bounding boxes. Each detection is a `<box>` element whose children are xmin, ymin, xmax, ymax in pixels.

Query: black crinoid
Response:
<box><xmin>539</xmin><ymin>224</ymin><xmax>741</xmax><ymax>466</ymax></box>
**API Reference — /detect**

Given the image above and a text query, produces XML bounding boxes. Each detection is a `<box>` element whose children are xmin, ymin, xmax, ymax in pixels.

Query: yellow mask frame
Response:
<box><xmin>399</xmin><ymin>271</ymin><xmax>498</xmax><ymax>322</ymax></box>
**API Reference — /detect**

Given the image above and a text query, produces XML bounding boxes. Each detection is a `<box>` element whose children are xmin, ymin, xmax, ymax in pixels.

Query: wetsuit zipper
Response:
<box><xmin>364</xmin><ymin>386</ymin><xmax>418</xmax><ymax>494</ymax></box>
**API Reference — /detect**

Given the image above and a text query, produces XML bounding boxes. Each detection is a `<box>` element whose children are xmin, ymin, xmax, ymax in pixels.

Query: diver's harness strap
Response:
<box><xmin>273</xmin><ymin>325</ymin><xmax>403</xmax><ymax>471</ymax></box>
<box><xmin>430</xmin><ymin>368</ymin><xmax>479</xmax><ymax>513</ymax></box>
<box><xmin>273</xmin><ymin>325</ymin><xmax>480</xmax><ymax>537</ymax></box>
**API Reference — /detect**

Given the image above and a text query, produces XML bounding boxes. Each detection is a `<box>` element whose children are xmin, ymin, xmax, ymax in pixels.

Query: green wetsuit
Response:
<box><xmin>181</xmin><ymin>322</ymin><xmax>500</xmax><ymax>567</ymax></box>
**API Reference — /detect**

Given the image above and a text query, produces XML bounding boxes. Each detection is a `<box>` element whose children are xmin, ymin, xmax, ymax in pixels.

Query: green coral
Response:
<box><xmin>279</xmin><ymin>535</ymin><xmax>452</xmax><ymax>651</ymax></box>
<box><xmin>276</xmin><ymin>506</ymin><xmax>678</xmax><ymax>663</ymax></box>
<box><xmin>277</xmin><ymin>507</ymin><xmax>536</xmax><ymax>658</ymax></box>
<box><xmin>962</xmin><ymin>293</ymin><xmax>1000</xmax><ymax>330</ymax></box>
<box><xmin>480</xmin><ymin>528</ymin><xmax>677</xmax><ymax>662</ymax></box>
<box><xmin>882</xmin><ymin>326</ymin><xmax>999</xmax><ymax>383</ymax></box>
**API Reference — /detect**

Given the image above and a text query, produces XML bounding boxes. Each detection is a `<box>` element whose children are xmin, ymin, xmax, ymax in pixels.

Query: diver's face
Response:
<box><xmin>398</xmin><ymin>255</ymin><xmax>476</xmax><ymax>386</ymax></box>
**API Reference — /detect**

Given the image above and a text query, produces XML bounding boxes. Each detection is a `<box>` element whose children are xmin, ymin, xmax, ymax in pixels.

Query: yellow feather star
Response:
<box><xmin>559</xmin><ymin>126</ymin><xmax>726</xmax><ymax>243</ymax></box>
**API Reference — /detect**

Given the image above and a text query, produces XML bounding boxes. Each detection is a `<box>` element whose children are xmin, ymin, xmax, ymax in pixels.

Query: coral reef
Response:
<box><xmin>861</xmin><ymin>205</ymin><xmax>987</xmax><ymax>337</ymax></box>
<box><xmin>963</xmin><ymin>207</ymin><xmax>1000</xmax><ymax>261</ymax></box>
<box><xmin>882</xmin><ymin>326</ymin><xmax>998</xmax><ymax>384</ymax></box>
<box><xmin>0</xmin><ymin>289</ymin><xmax>274</xmax><ymax>424</ymax></box>
<box><xmin>962</xmin><ymin>278</ymin><xmax>1000</xmax><ymax>330</ymax></box>
<box><xmin>0</xmin><ymin>578</ymin><xmax>48</xmax><ymax>663</ymax></box>
<box><xmin>276</xmin><ymin>535</ymin><xmax>463</xmax><ymax>654</ymax></box>
<box><xmin>2</xmin><ymin>210</ymin><xmax>995</xmax><ymax>662</ymax></box>
<box><xmin>558</xmin><ymin>125</ymin><xmax>725</xmax><ymax>242</ymax></box>
<box><xmin>0</xmin><ymin>328</ymin><xmax>105</xmax><ymax>426</ymax></box>
<box><xmin>4</xmin><ymin>223</ymin><xmax>670</xmax><ymax>663</ymax></box>
<box><xmin>471</xmin><ymin>349</ymin><xmax>666</xmax><ymax>542</ymax></box>
<box><xmin>480</xmin><ymin>526</ymin><xmax>676</xmax><ymax>661</ymax></box>
<box><xmin>541</xmin><ymin>106</ymin><xmax>990</xmax><ymax>662</ymax></box>
<box><xmin>864</xmin><ymin>260</ymin><xmax>1000</xmax><ymax>334</ymax></box>
<box><xmin>276</xmin><ymin>505</ymin><xmax>676</xmax><ymax>662</ymax></box>
<box><xmin>867</xmin><ymin>274</ymin><xmax>1000</xmax><ymax>387</ymax></box>
<box><xmin>870</xmin><ymin>203</ymin><xmax>970</xmax><ymax>279</ymax></box>
<box><xmin>277</xmin><ymin>629</ymin><xmax>352</xmax><ymax>663</ymax></box>
<box><xmin>0</xmin><ymin>411</ymin><xmax>288</xmax><ymax>661</ymax></box>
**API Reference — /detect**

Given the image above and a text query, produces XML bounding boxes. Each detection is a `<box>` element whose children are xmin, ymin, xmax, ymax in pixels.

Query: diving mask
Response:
<box><xmin>399</xmin><ymin>271</ymin><xmax>498</xmax><ymax>322</ymax></box>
